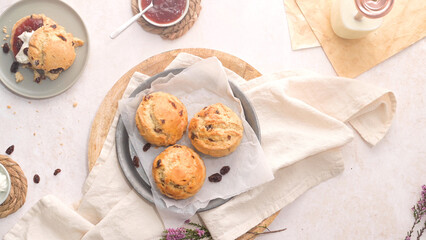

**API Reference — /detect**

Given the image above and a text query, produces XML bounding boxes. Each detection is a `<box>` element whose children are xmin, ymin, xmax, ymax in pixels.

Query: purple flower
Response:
<box><xmin>166</xmin><ymin>227</ymin><xmax>186</xmax><ymax>240</ymax></box>
<box><xmin>196</xmin><ymin>229</ymin><xmax>205</xmax><ymax>237</ymax></box>
<box><xmin>184</xmin><ymin>219</ymin><xmax>190</xmax><ymax>224</ymax></box>
<box><xmin>406</xmin><ymin>236</ymin><xmax>411</xmax><ymax>240</ymax></box>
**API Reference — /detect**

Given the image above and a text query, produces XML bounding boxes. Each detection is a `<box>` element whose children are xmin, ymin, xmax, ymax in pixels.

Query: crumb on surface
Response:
<box><xmin>35</xmin><ymin>110</ymin><xmax>39</xmax><ymax>113</ymax></box>
<box><xmin>73</xmin><ymin>102</ymin><xmax>78</xmax><ymax>108</ymax></box>
<box><xmin>7</xmin><ymin>105</ymin><xmax>11</xmax><ymax>109</ymax></box>
<box><xmin>60</xmin><ymin>143</ymin><xmax>63</xmax><ymax>146</ymax></box>
<box><xmin>2</xmin><ymin>26</ymin><xmax>7</xmax><ymax>34</ymax></box>
<box><xmin>13</xmin><ymin>112</ymin><xmax>16</xmax><ymax>115</ymax></box>
<box><xmin>3</xmin><ymin>38</ymin><xmax>6</xmax><ymax>41</ymax></box>
<box><xmin>15</xmin><ymin>72</ymin><xmax>24</xmax><ymax>83</ymax></box>
<box><xmin>33</xmin><ymin>132</ymin><xmax>36</xmax><ymax>136</ymax></box>
<box><xmin>5</xmin><ymin>34</ymin><xmax>9</xmax><ymax>38</ymax></box>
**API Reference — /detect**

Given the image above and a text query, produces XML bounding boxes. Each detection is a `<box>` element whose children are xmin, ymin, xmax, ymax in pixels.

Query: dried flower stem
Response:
<box><xmin>405</xmin><ymin>185</ymin><xmax>426</xmax><ymax>240</ymax></box>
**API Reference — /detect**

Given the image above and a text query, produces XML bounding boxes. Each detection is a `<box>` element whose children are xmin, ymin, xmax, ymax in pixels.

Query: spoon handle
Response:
<box><xmin>110</xmin><ymin>4</ymin><xmax>153</xmax><ymax>39</ymax></box>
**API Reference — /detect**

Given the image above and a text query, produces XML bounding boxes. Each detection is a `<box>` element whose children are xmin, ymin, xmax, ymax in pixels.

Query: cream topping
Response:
<box><xmin>16</xmin><ymin>31</ymin><xmax>34</xmax><ymax>64</ymax></box>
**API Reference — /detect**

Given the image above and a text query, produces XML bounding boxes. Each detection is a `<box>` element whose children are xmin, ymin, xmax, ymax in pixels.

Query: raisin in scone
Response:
<box><xmin>189</xmin><ymin>103</ymin><xmax>243</xmax><ymax>157</ymax></box>
<box><xmin>135</xmin><ymin>92</ymin><xmax>188</xmax><ymax>146</ymax></box>
<box><xmin>152</xmin><ymin>145</ymin><xmax>206</xmax><ymax>199</ymax></box>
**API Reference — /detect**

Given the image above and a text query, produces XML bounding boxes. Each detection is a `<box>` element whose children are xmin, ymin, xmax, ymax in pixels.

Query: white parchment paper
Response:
<box><xmin>118</xmin><ymin>57</ymin><xmax>274</xmax><ymax>227</ymax></box>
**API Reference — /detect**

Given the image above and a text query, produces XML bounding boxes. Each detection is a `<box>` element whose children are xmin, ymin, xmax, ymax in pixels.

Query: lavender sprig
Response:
<box><xmin>405</xmin><ymin>185</ymin><xmax>426</xmax><ymax>240</ymax></box>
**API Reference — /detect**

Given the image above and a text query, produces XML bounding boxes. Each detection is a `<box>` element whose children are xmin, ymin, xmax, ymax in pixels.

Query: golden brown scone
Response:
<box><xmin>10</xmin><ymin>14</ymin><xmax>56</xmax><ymax>55</ymax></box>
<box><xmin>189</xmin><ymin>103</ymin><xmax>244</xmax><ymax>157</ymax></box>
<box><xmin>135</xmin><ymin>92</ymin><xmax>188</xmax><ymax>146</ymax></box>
<box><xmin>28</xmin><ymin>24</ymin><xmax>78</xmax><ymax>80</ymax></box>
<box><xmin>152</xmin><ymin>145</ymin><xmax>206</xmax><ymax>199</ymax></box>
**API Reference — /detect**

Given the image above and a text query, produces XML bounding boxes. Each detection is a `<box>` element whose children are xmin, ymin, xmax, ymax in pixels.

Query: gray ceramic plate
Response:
<box><xmin>0</xmin><ymin>0</ymin><xmax>89</xmax><ymax>99</ymax></box>
<box><xmin>115</xmin><ymin>68</ymin><xmax>261</xmax><ymax>212</ymax></box>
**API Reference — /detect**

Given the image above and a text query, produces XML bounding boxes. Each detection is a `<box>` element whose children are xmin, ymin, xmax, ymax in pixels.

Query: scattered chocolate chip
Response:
<box><xmin>143</xmin><ymin>143</ymin><xmax>151</xmax><ymax>152</ymax></box>
<box><xmin>154</xmin><ymin>128</ymin><xmax>162</xmax><ymax>133</ymax></box>
<box><xmin>169</xmin><ymin>101</ymin><xmax>176</xmax><ymax>109</ymax></box>
<box><xmin>205</xmin><ymin>125</ymin><xmax>213</xmax><ymax>131</ymax></box>
<box><xmin>220</xmin><ymin>166</ymin><xmax>230</xmax><ymax>175</ymax></box>
<box><xmin>5</xmin><ymin>145</ymin><xmax>14</xmax><ymax>155</ymax></box>
<box><xmin>227</xmin><ymin>135</ymin><xmax>231</xmax><ymax>140</ymax></box>
<box><xmin>208</xmin><ymin>138</ymin><xmax>214</xmax><ymax>142</ymax></box>
<box><xmin>53</xmin><ymin>168</ymin><xmax>61</xmax><ymax>176</ymax></box>
<box><xmin>208</xmin><ymin>173</ymin><xmax>222</xmax><ymax>183</ymax></box>
<box><xmin>58</xmin><ymin>35</ymin><xmax>67</xmax><ymax>41</ymax></box>
<box><xmin>10</xmin><ymin>61</ymin><xmax>19</xmax><ymax>73</ymax></box>
<box><xmin>191</xmin><ymin>155</ymin><xmax>195</xmax><ymax>159</ymax></box>
<box><xmin>161</xmin><ymin>119</ymin><xmax>165</xmax><ymax>124</ymax></box>
<box><xmin>35</xmin><ymin>60</ymin><xmax>39</xmax><ymax>66</ymax></box>
<box><xmin>179</xmin><ymin>110</ymin><xmax>183</xmax><ymax>116</ymax></box>
<box><xmin>215</xmin><ymin>110</ymin><xmax>220</xmax><ymax>114</ymax></box>
<box><xmin>51</xmin><ymin>24</ymin><xmax>57</xmax><ymax>29</ymax></box>
<box><xmin>2</xmin><ymin>43</ymin><xmax>9</xmax><ymax>53</ymax></box>
<box><xmin>173</xmin><ymin>145</ymin><xmax>182</xmax><ymax>148</ymax></box>
<box><xmin>49</xmin><ymin>67</ymin><xmax>64</xmax><ymax>74</ymax></box>
<box><xmin>191</xmin><ymin>132</ymin><xmax>197</xmax><ymax>140</ymax></box>
<box><xmin>35</xmin><ymin>77</ymin><xmax>41</xmax><ymax>83</ymax></box>
<box><xmin>24</xmin><ymin>26</ymin><xmax>32</xmax><ymax>32</ymax></box>
<box><xmin>30</xmin><ymin>15</ymin><xmax>33</xmax><ymax>19</ymax></box>
<box><xmin>156</xmin><ymin>159</ymin><xmax>162</xmax><ymax>168</ymax></box>
<box><xmin>33</xmin><ymin>174</ymin><xmax>40</xmax><ymax>184</ymax></box>
<box><xmin>23</xmin><ymin>47</ymin><xmax>28</xmax><ymax>56</ymax></box>
<box><xmin>132</xmin><ymin>156</ymin><xmax>140</xmax><ymax>168</ymax></box>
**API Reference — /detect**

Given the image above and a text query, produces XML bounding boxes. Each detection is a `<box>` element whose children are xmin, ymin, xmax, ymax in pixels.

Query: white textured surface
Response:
<box><xmin>0</xmin><ymin>0</ymin><xmax>425</xmax><ymax>239</ymax></box>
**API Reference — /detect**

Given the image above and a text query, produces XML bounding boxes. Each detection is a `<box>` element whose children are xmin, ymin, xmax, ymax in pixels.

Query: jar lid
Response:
<box><xmin>354</xmin><ymin>0</ymin><xmax>394</xmax><ymax>19</ymax></box>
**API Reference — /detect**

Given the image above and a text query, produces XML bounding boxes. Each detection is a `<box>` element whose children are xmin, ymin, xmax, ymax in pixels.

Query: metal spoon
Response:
<box><xmin>110</xmin><ymin>0</ymin><xmax>154</xmax><ymax>39</ymax></box>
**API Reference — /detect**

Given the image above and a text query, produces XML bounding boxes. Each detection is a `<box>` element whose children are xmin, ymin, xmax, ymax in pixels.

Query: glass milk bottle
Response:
<box><xmin>331</xmin><ymin>0</ymin><xmax>394</xmax><ymax>39</ymax></box>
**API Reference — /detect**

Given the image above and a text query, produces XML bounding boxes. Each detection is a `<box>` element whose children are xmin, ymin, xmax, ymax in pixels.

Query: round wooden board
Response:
<box><xmin>87</xmin><ymin>48</ymin><xmax>280</xmax><ymax>239</ymax></box>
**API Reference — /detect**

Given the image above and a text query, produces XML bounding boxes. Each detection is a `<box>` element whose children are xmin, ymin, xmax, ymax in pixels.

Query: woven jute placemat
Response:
<box><xmin>0</xmin><ymin>155</ymin><xmax>27</xmax><ymax>218</ymax></box>
<box><xmin>131</xmin><ymin>0</ymin><xmax>202</xmax><ymax>40</ymax></box>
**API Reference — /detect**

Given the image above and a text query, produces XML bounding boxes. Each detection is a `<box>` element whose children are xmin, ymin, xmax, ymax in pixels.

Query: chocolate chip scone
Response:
<box><xmin>135</xmin><ymin>92</ymin><xmax>188</xmax><ymax>146</ymax></box>
<box><xmin>152</xmin><ymin>145</ymin><xmax>206</xmax><ymax>200</ymax></box>
<box><xmin>188</xmin><ymin>103</ymin><xmax>244</xmax><ymax>157</ymax></box>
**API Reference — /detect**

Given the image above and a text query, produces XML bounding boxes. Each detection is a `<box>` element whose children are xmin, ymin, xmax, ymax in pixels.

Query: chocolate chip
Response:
<box><xmin>35</xmin><ymin>77</ymin><xmax>41</xmax><ymax>83</ymax></box>
<box><xmin>205</xmin><ymin>125</ymin><xmax>213</xmax><ymax>131</ymax></box>
<box><xmin>156</xmin><ymin>159</ymin><xmax>162</xmax><ymax>168</ymax></box>
<box><xmin>215</xmin><ymin>110</ymin><xmax>220</xmax><ymax>114</ymax></box>
<box><xmin>49</xmin><ymin>68</ymin><xmax>64</xmax><ymax>74</ymax></box>
<box><xmin>154</xmin><ymin>128</ymin><xmax>162</xmax><ymax>133</ymax></box>
<box><xmin>208</xmin><ymin>173</ymin><xmax>222</xmax><ymax>183</ymax></box>
<box><xmin>208</xmin><ymin>138</ymin><xmax>214</xmax><ymax>142</ymax></box>
<box><xmin>53</xmin><ymin>169</ymin><xmax>61</xmax><ymax>176</ymax></box>
<box><xmin>33</xmin><ymin>174</ymin><xmax>40</xmax><ymax>184</ymax></box>
<box><xmin>24</xmin><ymin>26</ymin><xmax>32</xmax><ymax>32</ymax></box>
<box><xmin>169</xmin><ymin>101</ymin><xmax>176</xmax><ymax>109</ymax></box>
<box><xmin>23</xmin><ymin>47</ymin><xmax>29</xmax><ymax>56</ymax></box>
<box><xmin>133</xmin><ymin>156</ymin><xmax>140</xmax><ymax>168</ymax></box>
<box><xmin>5</xmin><ymin>145</ymin><xmax>14</xmax><ymax>155</ymax></box>
<box><xmin>143</xmin><ymin>143</ymin><xmax>151</xmax><ymax>152</ymax></box>
<box><xmin>203</xmin><ymin>107</ymin><xmax>207</xmax><ymax>110</ymax></box>
<box><xmin>58</xmin><ymin>35</ymin><xmax>67</xmax><ymax>41</ymax></box>
<box><xmin>191</xmin><ymin>132</ymin><xmax>197</xmax><ymax>140</ymax></box>
<box><xmin>220</xmin><ymin>166</ymin><xmax>230</xmax><ymax>175</ymax></box>
<box><xmin>51</xmin><ymin>24</ymin><xmax>57</xmax><ymax>29</ymax></box>
<box><xmin>10</xmin><ymin>61</ymin><xmax>19</xmax><ymax>73</ymax></box>
<box><xmin>2</xmin><ymin>43</ymin><xmax>9</xmax><ymax>53</ymax></box>
<box><xmin>179</xmin><ymin>110</ymin><xmax>183</xmax><ymax>116</ymax></box>
<box><xmin>173</xmin><ymin>145</ymin><xmax>182</xmax><ymax>148</ymax></box>
<box><xmin>15</xmin><ymin>39</ymin><xmax>23</xmax><ymax>52</ymax></box>
<box><xmin>227</xmin><ymin>135</ymin><xmax>231</xmax><ymax>140</ymax></box>
<box><xmin>161</xmin><ymin>119</ymin><xmax>165</xmax><ymax>124</ymax></box>
<box><xmin>35</xmin><ymin>60</ymin><xmax>39</xmax><ymax>66</ymax></box>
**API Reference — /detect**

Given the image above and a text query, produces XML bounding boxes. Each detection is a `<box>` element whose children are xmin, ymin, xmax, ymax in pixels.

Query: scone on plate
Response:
<box><xmin>152</xmin><ymin>145</ymin><xmax>206</xmax><ymax>199</ymax></box>
<box><xmin>135</xmin><ymin>92</ymin><xmax>188</xmax><ymax>146</ymax></box>
<box><xmin>10</xmin><ymin>14</ymin><xmax>84</xmax><ymax>82</ymax></box>
<box><xmin>189</xmin><ymin>103</ymin><xmax>244</xmax><ymax>157</ymax></box>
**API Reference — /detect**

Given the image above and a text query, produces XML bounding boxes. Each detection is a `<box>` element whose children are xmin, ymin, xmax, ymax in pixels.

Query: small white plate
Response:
<box><xmin>0</xmin><ymin>163</ymin><xmax>11</xmax><ymax>205</ymax></box>
<box><xmin>0</xmin><ymin>0</ymin><xmax>89</xmax><ymax>99</ymax></box>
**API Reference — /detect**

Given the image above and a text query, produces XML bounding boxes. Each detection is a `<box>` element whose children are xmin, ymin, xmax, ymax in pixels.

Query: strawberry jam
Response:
<box><xmin>12</xmin><ymin>16</ymin><xmax>44</xmax><ymax>55</ymax></box>
<box><xmin>141</xmin><ymin>0</ymin><xmax>187</xmax><ymax>24</ymax></box>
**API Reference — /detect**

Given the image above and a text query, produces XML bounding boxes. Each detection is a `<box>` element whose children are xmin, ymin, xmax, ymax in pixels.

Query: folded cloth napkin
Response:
<box><xmin>5</xmin><ymin>53</ymin><xmax>396</xmax><ymax>240</ymax></box>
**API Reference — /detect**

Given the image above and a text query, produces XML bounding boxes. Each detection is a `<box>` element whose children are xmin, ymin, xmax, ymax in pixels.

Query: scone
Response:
<box><xmin>188</xmin><ymin>103</ymin><xmax>244</xmax><ymax>157</ymax></box>
<box><xmin>10</xmin><ymin>14</ymin><xmax>84</xmax><ymax>81</ymax></box>
<box><xmin>152</xmin><ymin>145</ymin><xmax>206</xmax><ymax>199</ymax></box>
<box><xmin>135</xmin><ymin>92</ymin><xmax>188</xmax><ymax>146</ymax></box>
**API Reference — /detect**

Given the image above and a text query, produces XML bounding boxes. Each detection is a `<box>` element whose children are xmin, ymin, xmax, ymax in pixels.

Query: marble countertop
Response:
<box><xmin>0</xmin><ymin>0</ymin><xmax>425</xmax><ymax>239</ymax></box>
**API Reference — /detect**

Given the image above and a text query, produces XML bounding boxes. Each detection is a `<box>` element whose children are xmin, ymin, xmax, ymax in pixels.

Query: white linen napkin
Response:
<box><xmin>5</xmin><ymin>53</ymin><xmax>396</xmax><ymax>240</ymax></box>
